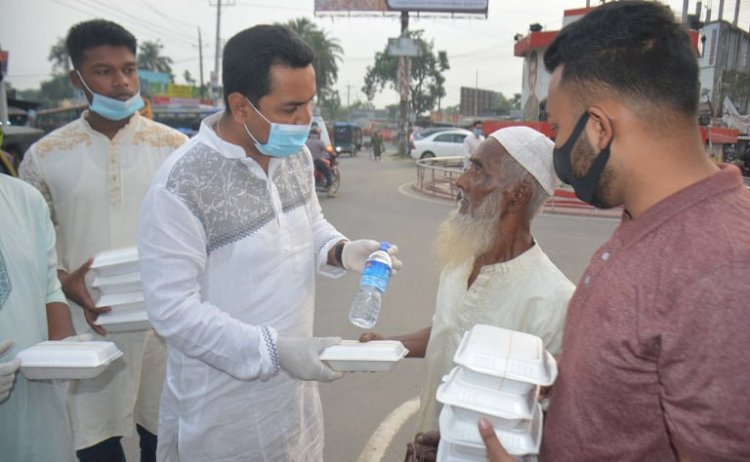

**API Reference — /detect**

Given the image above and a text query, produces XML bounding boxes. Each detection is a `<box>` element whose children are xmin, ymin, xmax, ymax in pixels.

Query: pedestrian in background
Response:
<box><xmin>462</xmin><ymin>120</ymin><xmax>484</xmax><ymax>168</ymax></box>
<box><xmin>372</xmin><ymin>129</ymin><xmax>384</xmax><ymax>161</ymax></box>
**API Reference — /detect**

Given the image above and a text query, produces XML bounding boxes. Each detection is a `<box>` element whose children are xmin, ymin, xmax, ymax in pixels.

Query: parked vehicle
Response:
<box><xmin>410</xmin><ymin>128</ymin><xmax>472</xmax><ymax>160</ymax></box>
<box><xmin>333</xmin><ymin>122</ymin><xmax>362</xmax><ymax>157</ymax></box>
<box><xmin>413</xmin><ymin>126</ymin><xmax>454</xmax><ymax>140</ymax></box>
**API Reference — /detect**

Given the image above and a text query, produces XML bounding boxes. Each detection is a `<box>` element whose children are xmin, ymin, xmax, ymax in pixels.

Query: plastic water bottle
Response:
<box><xmin>349</xmin><ymin>242</ymin><xmax>393</xmax><ymax>328</ymax></box>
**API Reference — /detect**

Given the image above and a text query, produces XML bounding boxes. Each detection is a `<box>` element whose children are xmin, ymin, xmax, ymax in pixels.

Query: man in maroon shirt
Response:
<box><xmin>480</xmin><ymin>2</ymin><xmax>750</xmax><ymax>461</ymax></box>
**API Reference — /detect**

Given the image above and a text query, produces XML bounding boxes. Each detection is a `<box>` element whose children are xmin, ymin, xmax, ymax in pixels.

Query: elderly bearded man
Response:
<box><xmin>362</xmin><ymin>126</ymin><xmax>574</xmax><ymax>434</ymax></box>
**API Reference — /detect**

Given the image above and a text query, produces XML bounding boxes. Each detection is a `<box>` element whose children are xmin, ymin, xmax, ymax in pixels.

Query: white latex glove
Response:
<box><xmin>0</xmin><ymin>340</ymin><xmax>21</xmax><ymax>404</ymax></box>
<box><xmin>277</xmin><ymin>336</ymin><xmax>344</xmax><ymax>382</ymax></box>
<box><xmin>341</xmin><ymin>240</ymin><xmax>402</xmax><ymax>273</ymax></box>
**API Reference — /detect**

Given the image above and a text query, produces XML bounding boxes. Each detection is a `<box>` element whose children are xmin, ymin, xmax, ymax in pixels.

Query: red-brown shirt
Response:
<box><xmin>541</xmin><ymin>166</ymin><xmax>750</xmax><ymax>462</ymax></box>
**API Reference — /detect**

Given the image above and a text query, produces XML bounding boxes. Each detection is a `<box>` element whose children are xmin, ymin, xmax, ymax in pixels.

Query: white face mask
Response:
<box><xmin>76</xmin><ymin>70</ymin><xmax>144</xmax><ymax>121</ymax></box>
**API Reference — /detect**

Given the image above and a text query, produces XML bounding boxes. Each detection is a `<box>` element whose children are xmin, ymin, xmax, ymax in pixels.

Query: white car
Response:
<box><xmin>410</xmin><ymin>128</ymin><xmax>472</xmax><ymax>160</ymax></box>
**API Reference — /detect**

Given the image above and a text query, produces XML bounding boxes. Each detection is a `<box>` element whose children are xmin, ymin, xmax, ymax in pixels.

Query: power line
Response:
<box><xmin>134</xmin><ymin>0</ymin><xmax>198</xmax><ymax>30</ymax></box>
<box><xmin>93</xmin><ymin>0</ymin><xmax>197</xmax><ymax>44</ymax></box>
<box><xmin>51</xmin><ymin>0</ymin><xmax>196</xmax><ymax>49</ymax></box>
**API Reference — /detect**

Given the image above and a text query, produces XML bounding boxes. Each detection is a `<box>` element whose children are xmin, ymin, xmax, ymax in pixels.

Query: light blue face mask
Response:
<box><xmin>243</xmin><ymin>97</ymin><xmax>311</xmax><ymax>158</ymax></box>
<box><xmin>76</xmin><ymin>71</ymin><xmax>144</xmax><ymax>121</ymax></box>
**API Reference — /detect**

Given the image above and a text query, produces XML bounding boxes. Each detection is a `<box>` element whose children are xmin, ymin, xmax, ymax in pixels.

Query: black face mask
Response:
<box><xmin>553</xmin><ymin>111</ymin><xmax>613</xmax><ymax>208</ymax></box>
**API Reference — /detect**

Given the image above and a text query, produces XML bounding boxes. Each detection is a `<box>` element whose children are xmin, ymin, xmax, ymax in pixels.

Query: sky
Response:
<box><xmin>2</xmin><ymin>0</ymin><xmax>750</xmax><ymax>109</ymax></box>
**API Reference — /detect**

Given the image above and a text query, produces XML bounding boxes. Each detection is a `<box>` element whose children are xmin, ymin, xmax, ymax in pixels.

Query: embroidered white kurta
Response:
<box><xmin>417</xmin><ymin>243</ymin><xmax>575</xmax><ymax>433</ymax></box>
<box><xmin>138</xmin><ymin>112</ymin><xmax>346</xmax><ymax>462</ymax></box>
<box><xmin>0</xmin><ymin>175</ymin><xmax>75</xmax><ymax>462</ymax></box>
<box><xmin>19</xmin><ymin>111</ymin><xmax>187</xmax><ymax>449</ymax></box>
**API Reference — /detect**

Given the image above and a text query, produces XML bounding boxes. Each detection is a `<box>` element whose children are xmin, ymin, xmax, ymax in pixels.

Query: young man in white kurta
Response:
<box><xmin>19</xmin><ymin>110</ymin><xmax>187</xmax><ymax>451</ymax></box>
<box><xmin>0</xmin><ymin>174</ymin><xmax>76</xmax><ymax>462</ymax></box>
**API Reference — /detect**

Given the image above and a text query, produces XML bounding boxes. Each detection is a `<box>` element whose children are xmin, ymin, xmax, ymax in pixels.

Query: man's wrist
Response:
<box><xmin>334</xmin><ymin>241</ymin><xmax>347</xmax><ymax>268</ymax></box>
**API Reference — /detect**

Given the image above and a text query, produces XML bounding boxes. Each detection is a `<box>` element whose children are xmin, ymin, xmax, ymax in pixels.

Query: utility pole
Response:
<box><xmin>733</xmin><ymin>0</ymin><xmax>741</xmax><ymax>26</ymax></box>
<box><xmin>198</xmin><ymin>27</ymin><xmax>205</xmax><ymax>100</ymax></box>
<box><xmin>209</xmin><ymin>0</ymin><xmax>233</xmax><ymax>102</ymax></box>
<box><xmin>398</xmin><ymin>11</ymin><xmax>409</xmax><ymax>156</ymax></box>
<box><xmin>682</xmin><ymin>0</ymin><xmax>690</xmax><ymax>25</ymax></box>
<box><xmin>474</xmin><ymin>70</ymin><xmax>479</xmax><ymax>116</ymax></box>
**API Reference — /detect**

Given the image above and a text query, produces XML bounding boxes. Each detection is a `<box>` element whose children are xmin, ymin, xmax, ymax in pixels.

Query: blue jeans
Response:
<box><xmin>314</xmin><ymin>158</ymin><xmax>333</xmax><ymax>187</ymax></box>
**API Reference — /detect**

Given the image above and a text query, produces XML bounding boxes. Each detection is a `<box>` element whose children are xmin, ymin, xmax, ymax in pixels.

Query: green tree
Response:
<box><xmin>318</xmin><ymin>87</ymin><xmax>341</xmax><ymax>120</ymax></box>
<box><xmin>279</xmin><ymin>18</ymin><xmax>343</xmax><ymax>110</ymax></box>
<box><xmin>48</xmin><ymin>37</ymin><xmax>70</xmax><ymax>74</ymax></box>
<box><xmin>37</xmin><ymin>74</ymin><xmax>76</xmax><ymax>108</ymax></box>
<box><xmin>183</xmin><ymin>70</ymin><xmax>196</xmax><ymax>86</ymax></box>
<box><xmin>137</xmin><ymin>40</ymin><xmax>174</xmax><ymax>81</ymax></box>
<box><xmin>362</xmin><ymin>31</ymin><xmax>449</xmax><ymax>117</ymax></box>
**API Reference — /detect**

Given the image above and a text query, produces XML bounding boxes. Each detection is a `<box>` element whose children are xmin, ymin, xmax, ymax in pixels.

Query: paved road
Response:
<box><xmin>125</xmin><ymin>151</ymin><xmax>620</xmax><ymax>461</ymax></box>
<box><xmin>316</xmin><ymin>152</ymin><xmax>619</xmax><ymax>462</ymax></box>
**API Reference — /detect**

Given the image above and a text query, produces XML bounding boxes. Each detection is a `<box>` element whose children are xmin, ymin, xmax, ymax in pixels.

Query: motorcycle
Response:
<box><xmin>315</xmin><ymin>154</ymin><xmax>341</xmax><ymax>195</ymax></box>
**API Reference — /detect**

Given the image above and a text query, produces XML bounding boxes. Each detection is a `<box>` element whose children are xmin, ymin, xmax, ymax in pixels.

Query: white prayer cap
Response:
<box><xmin>489</xmin><ymin>126</ymin><xmax>558</xmax><ymax>196</ymax></box>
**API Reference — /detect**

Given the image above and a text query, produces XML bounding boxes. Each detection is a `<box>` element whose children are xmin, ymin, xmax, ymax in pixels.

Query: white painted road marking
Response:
<box><xmin>357</xmin><ymin>396</ymin><xmax>420</xmax><ymax>462</ymax></box>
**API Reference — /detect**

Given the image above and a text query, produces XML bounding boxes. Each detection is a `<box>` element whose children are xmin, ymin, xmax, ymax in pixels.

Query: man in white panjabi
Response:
<box><xmin>138</xmin><ymin>25</ymin><xmax>401</xmax><ymax>462</ymax></box>
<box><xmin>362</xmin><ymin>126</ymin><xmax>574</xmax><ymax>433</ymax></box>
<box><xmin>462</xmin><ymin>120</ymin><xmax>485</xmax><ymax>169</ymax></box>
<box><xmin>19</xmin><ymin>20</ymin><xmax>187</xmax><ymax>460</ymax></box>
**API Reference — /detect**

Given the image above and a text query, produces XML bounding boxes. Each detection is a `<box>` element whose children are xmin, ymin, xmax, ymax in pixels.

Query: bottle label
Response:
<box><xmin>360</xmin><ymin>260</ymin><xmax>391</xmax><ymax>292</ymax></box>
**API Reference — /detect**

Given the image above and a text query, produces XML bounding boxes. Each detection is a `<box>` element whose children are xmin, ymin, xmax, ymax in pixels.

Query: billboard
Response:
<box><xmin>314</xmin><ymin>0</ymin><xmax>487</xmax><ymax>13</ymax></box>
<box><xmin>387</xmin><ymin>0</ymin><xmax>487</xmax><ymax>13</ymax></box>
<box><xmin>314</xmin><ymin>0</ymin><xmax>388</xmax><ymax>12</ymax></box>
<box><xmin>460</xmin><ymin>87</ymin><xmax>499</xmax><ymax>116</ymax></box>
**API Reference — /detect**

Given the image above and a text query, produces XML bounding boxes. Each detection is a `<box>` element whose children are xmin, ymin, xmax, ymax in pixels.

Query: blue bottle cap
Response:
<box><xmin>379</xmin><ymin>241</ymin><xmax>391</xmax><ymax>252</ymax></box>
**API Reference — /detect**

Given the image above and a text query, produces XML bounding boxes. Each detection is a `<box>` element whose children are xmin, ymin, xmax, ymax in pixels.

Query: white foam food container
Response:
<box><xmin>453</xmin><ymin>325</ymin><xmax>557</xmax><ymax>387</ymax></box>
<box><xmin>97</xmin><ymin>309</ymin><xmax>150</xmax><ymax>333</ymax></box>
<box><xmin>92</xmin><ymin>271</ymin><xmax>142</xmax><ymax>295</ymax></box>
<box><xmin>90</xmin><ymin>246</ymin><xmax>139</xmax><ymax>276</ymax></box>
<box><xmin>436</xmin><ymin>366</ymin><xmax>537</xmax><ymax>430</ymax></box>
<box><xmin>436</xmin><ymin>439</ymin><xmax>537</xmax><ymax>462</ymax></box>
<box><xmin>17</xmin><ymin>340</ymin><xmax>123</xmax><ymax>380</ymax></box>
<box><xmin>439</xmin><ymin>402</ymin><xmax>543</xmax><ymax>457</ymax></box>
<box><xmin>319</xmin><ymin>340</ymin><xmax>408</xmax><ymax>372</ymax></box>
<box><xmin>95</xmin><ymin>291</ymin><xmax>144</xmax><ymax>312</ymax></box>
<box><xmin>436</xmin><ymin>438</ymin><xmax>485</xmax><ymax>462</ymax></box>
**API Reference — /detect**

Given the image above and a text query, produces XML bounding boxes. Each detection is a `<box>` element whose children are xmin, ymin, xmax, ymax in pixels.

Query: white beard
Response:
<box><xmin>434</xmin><ymin>189</ymin><xmax>503</xmax><ymax>269</ymax></box>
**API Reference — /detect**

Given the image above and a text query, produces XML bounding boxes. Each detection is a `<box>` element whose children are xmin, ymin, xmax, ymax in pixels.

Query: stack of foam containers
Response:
<box><xmin>435</xmin><ymin>324</ymin><xmax>558</xmax><ymax>462</ymax></box>
<box><xmin>90</xmin><ymin>246</ymin><xmax>150</xmax><ymax>333</ymax></box>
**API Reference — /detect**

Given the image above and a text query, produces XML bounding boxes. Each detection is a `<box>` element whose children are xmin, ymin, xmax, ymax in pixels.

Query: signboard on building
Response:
<box><xmin>387</xmin><ymin>37</ymin><xmax>420</xmax><ymax>56</ymax></box>
<box><xmin>314</xmin><ymin>0</ymin><xmax>388</xmax><ymax>12</ymax></box>
<box><xmin>387</xmin><ymin>0</ymin><xmax>487</xmax><ymax>13</ymax></box>
<box><xmin>167</xmin><ymin>84</ymin><xmax>195</xmax><ymax>99</ymax></box>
